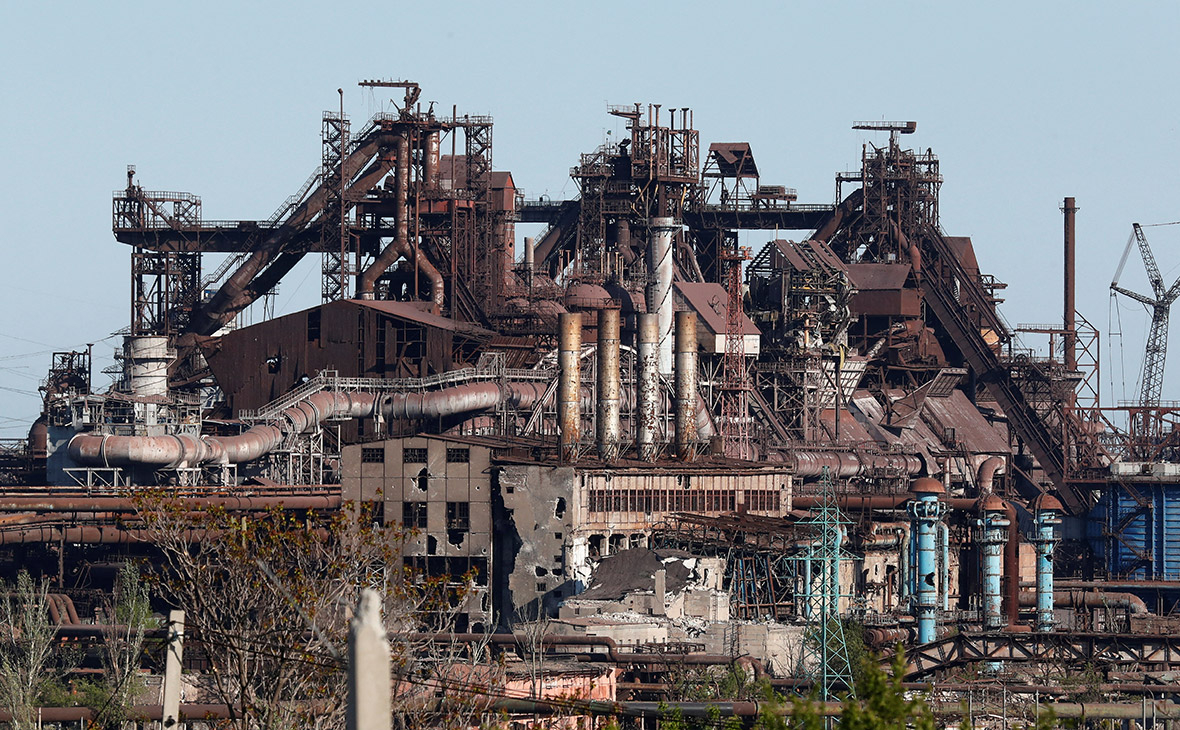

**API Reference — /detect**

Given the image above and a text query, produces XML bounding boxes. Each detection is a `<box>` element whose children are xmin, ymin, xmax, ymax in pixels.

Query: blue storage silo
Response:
<box><xmin>1089</xmin><ymin>480</ymin><xmax>1180</xmax><ymax>580</ymax></box>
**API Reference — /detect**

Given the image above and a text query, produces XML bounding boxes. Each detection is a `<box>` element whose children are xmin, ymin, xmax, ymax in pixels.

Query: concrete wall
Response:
<box><xmin>342</xmin><ymin>436</ymin><xmax>493</xmax><ymax>631</ymax></box>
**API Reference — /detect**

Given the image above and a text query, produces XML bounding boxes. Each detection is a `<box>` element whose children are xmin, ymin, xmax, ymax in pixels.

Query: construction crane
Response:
<box><xmin>1110</xmin><ymin>223</ymin><xmax>1180</xmax><ymax>450</ymax></box>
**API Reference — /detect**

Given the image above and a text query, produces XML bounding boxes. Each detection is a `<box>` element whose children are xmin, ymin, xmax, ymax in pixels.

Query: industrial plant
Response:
<box><xmin>2</xmin><ymin>78</ymin><xmax>1179</xmax><ymax>725</ymax></box>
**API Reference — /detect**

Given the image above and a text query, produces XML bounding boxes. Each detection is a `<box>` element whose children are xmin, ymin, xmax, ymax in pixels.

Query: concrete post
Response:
<box><xmin>347</xmin><ymin>589</ymin><xmax>391</xmax><ymax>730</ymax></box>
<box><xmin>637</xmin><ymin>313</ymin><xmax>660</xmax><ymax>461</ymax></box>
<box><xmin>906</xmin><ymin>478</ymin><xmax>946</xmax><ymax>644</ymax></box>
<box><xmin>162</xmin><ymin>610</ymin><xmax>185</xmax><ymax>729</ymax></box>
<box><xmin>654</xmin><ymin>568</ymin><xmax>667</xmax><ymax>616</ymax></box>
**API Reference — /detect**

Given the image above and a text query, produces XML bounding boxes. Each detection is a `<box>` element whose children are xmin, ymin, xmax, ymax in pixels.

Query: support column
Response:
<box><xmin>907</xmin><ymin>478</ymin><xmax>946</xmax><ymax>645</ymax></box>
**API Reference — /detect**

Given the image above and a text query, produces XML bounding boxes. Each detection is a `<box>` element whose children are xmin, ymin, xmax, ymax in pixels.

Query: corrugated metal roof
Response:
<box><xmin>672</xmin><ymin>282</ymin><xmax>761</xmax><ymax>336</ymax></box>
<box><xmin>921</xmin><ymin>388</ymin><xmax>1010</xmax><ymax>453</ymax></box>
<box><xmin>771</xmin><ymin>239</ymin><xmax>847</xmax><ymax>275</ymax></box>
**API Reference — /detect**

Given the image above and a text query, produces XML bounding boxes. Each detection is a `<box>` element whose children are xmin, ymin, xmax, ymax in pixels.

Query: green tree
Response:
<box><xmin>840</xmin><ymin>648</ymin><xmax>934</xmax><ymax>730</ymax></box>
<box><xmin>0</xmin><ymin>571</ymin><xmax>78</xmax><ymax>730</ymax></box>
<box><xmin>135</xmin><ymin>490</ymin><xmax>495</xmax><ymax>730</ymax></box>
<box><xmin>85</xmin><ymin>562</ymin><xmax>156</xmax><ymax>729</ymax></box>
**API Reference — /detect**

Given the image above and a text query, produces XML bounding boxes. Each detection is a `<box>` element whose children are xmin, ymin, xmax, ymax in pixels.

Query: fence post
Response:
<box><xmin>347</xmin><ymin>589</ymin><xmax>391</xmax><ymax>730</ymax></box>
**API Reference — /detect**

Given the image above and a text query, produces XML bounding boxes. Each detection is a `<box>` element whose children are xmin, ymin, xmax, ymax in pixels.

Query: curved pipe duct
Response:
<box><xmin>791</xmin><ymin>450</ymin><xmax>923</xmax><ymax>477</ymax></box>
<box><xmin>1017</xmin><ymin>589</ymin><xmax>1148</xmax><ymax>615</ymax></box>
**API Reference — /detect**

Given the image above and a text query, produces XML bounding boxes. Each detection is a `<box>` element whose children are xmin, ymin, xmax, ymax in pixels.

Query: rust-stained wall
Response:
<box><xmin>203</xmin><ymin>300</ymin><xmax>487</xmax><ymax>413</ymax></box>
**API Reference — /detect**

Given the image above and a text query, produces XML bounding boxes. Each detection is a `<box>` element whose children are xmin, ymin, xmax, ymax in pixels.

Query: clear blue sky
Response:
<box><xmin>1</xmin><ymin>1</ymin><xmax>1178</xmax><ymax>435</ymax></box>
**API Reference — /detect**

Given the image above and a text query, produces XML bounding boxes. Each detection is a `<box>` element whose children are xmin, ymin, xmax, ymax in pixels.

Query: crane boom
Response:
<box><xmin>1110</xmin><ymin>223</ymin><xmax>1180</xmax><ymax>449</ymax></box>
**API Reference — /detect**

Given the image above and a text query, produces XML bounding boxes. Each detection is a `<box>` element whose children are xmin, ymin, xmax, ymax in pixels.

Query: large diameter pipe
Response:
<box><xmin>674</xmin><ymin>311</ymin><xmax>698</xmax><ymax>461</ymax></box>
<box><xmin>423</xmin><ymin>130</ymin><xmax>441</xmax><ymax>189</ymax></box>
<box><xmin>1064</xmin><ymin>197</ymin><xmax>1077</xmax><ymax>372</ymax></box>
<box><xmin>647</xmin><ymin>218</ymin><xmax>677</xmax><ymax>375</ymax></box>
<box><xmin>558</xmin><ymin>313</ymin><xmax>583</xmax><ymax>461</ymax></box>
<box><xmin>596</xmin><ymin>308</ymin><xmax>621</xmax><ymax>461</ymax></box>
<box><xmin>791</xmin><ymin>450</ymin><xmax>923</xmax><ymax>478</ymax></box>
<box><xmin>636</xmin><ymin>313</ymin><xmax>660</xmax><ymax>461</ymax></box>
<box><xmin>358</xmin><ymin>132</ymin><xmax>411</xmax><ymax>300</ymax></box>
<box><xmin>1017</xmin><ymin>589</ymin><xmax>1147</xmax><ymax>615</ymax></box>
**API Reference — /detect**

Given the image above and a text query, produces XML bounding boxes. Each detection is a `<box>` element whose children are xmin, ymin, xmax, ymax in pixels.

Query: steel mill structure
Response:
<box><xmin>5</xmin><ymin>79</ymin><xmax>1180</xmax><ymax>719</ymax></box>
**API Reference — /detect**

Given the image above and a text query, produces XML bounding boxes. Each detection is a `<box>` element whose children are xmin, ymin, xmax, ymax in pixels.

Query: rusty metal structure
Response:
<box><xmin>9</xmin><ymin>83</ymin><xmax>1180</xmax><ymax>703</ymax></box>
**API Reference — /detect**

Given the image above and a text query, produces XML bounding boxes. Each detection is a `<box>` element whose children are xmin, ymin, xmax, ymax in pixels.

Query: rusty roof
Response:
<box><xmin>846</xmin><ymin>263</ymin><xmax>912</xmax><ymax>290</ymax></box>
<box><xmin>673</xmin><ymin>282</ymin><xmax>760</xmax><ymax>336</ymax></box>
<box><xmin>707</xmin><ymin>143</ymin><xmax>759</xmax><ymax>178</ymax></box>
<box><xmin>920</xmin><ymin>388</ymin><xmax>1010</xmax><ymax>454</ymax></box>
<box><xmin>771</xmin><ymin>239</ymin><xmax>847</xmax><ymax>275</ymax></box>
<box><xmin>349</xmin><ymin>299</ymin><xmax>496</xmax><ymax>339</ymax></box>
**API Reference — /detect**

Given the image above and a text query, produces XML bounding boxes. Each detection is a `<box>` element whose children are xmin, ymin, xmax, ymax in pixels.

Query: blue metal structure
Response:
<box><xmin>1031</xmin><ymin>493</ymin><xmax>1063</xmax><ymax>632</ymax></box>
<box><xmin>977</xmin><ymin>494</ymin><xmax>1010</xmax><ymax>631</ymax></box>
<box><xmin>906</xmin><ymin>477</ymin><xmax>946</xmax><ymax>644</ymax></box>
<box><xmin>1090</xmin><ymin>482</ymin><xmax>1180</xmax><ymax>580</ymax></box>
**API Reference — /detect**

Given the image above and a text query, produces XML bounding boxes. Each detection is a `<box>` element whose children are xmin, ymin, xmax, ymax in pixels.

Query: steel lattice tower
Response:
<box><xmin>720</xmin><ymin>245</ymin><xmax>752</xmax><ymax>459</ymax></box>
<box><xmin>796</xmin><ymin>467</ymin><xmax>856</xmax><ymax>700</ymax></box>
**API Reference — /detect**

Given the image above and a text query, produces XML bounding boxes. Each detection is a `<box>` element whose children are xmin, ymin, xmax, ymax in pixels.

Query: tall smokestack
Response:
<box><xmin>1063</xmin><ymin>197</ymin><xmax>1077</xmax><ymax>371</ymax></box>
<box><xmin>637</xmin><ymin>313</ymin><xmax>660</xmax><ymax>461</ymax></box>
<box><xmin>647</xmin><ymin>218</ymin><xmax>678</xmax><ymax>375</ymax></box>
<box><xmin>597</xmin><ymin>308</ymin><xmax>621</xmax><ymax>462</ymax></box>
<box><xmin>558</xmin><ymin>313</ymin><xmax>583</xmax><ymax>462</ymax></box>
<box><xmin>674</xmin><ymin>311</ymin><xmax>699</xmax><ymax>461</ymax></box>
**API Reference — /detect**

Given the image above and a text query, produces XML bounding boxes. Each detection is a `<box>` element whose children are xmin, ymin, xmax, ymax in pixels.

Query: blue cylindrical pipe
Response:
<box><xmin>938</xmin><ymin>521</ymin><xmax>950</xmax><ymax>612</ymax></box>
<box><xmin>907</xmin><ymin>479</ymin><xmax>946</xmax><ymax>645</ymax></box>
<box><xmin>977</xmin><ymin>495</ymin><xmax>1010</xmax><ymax>632</ymax></box>
<box><xmin>1032</xmin><ymin>494</ymin><xmax>1063</xmax><ymax>632</ymax></box>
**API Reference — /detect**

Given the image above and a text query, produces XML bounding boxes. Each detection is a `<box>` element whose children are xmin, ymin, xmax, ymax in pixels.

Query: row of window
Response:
<box><xmin>361</xmin><ymin>446</ymin><xmax>470</xmax><ymax>464</ymax></box>
<box><xmin>401</xmin><ymin>501</ymin><xmax>471</xmax><ymax>531</ymax></box>
<box><xmin>587</xmin><ymin>489</ymin><xmax>781</xmax><ymax>514</ymax></box>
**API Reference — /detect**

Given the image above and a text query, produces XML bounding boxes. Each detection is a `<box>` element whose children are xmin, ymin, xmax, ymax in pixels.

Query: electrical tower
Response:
<box><xmin>1111</xmin><ymin>223</ymin><xmax>1180</xmax><ymax>451</ymax></box>
<box><xmin>720</xmin><ymin>244</ymin><xmax>752</xmax><ymax>459</ymax></box>
<box><xmin>795</xmin><ymin>467</ymin><xmax>856</xmax><ymax>700</ymax></box>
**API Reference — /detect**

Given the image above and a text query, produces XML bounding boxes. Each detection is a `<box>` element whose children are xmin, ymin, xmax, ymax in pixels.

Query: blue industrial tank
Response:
<box><xmin>1089</xmin><ymin>480</ymin><xmax>1180</xmax><ymax>579</ymax></box>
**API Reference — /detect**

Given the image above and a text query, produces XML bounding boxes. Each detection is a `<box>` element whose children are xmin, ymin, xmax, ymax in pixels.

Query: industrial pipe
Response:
<box><xmin>674</xmin><ymin>310</ymin><xmax>698</xmax><ymax>461</ymax></box>
<box><xmin>1031</xmin><ymin>493</ymin><xmax>1063</xmax><ymax>631</ymax></box>
<box><xmin>906</xmin><ymin>478</ymin><xmax>946</xmax><ymax>644</ymax></box>
<box><xmin>976</xmin><ymin>456</ymin><xmax>1005</xmax><ymax>492</ymax></box>
<box><xmin>1017</xmin><ymin>589</ymin><xmax>1148</xmax><ymax>615</ymax></box>
<box><xmin>558</xmin><ymin>313</ymin><xmax>583</xmax><ymax>461</ymax></box>
<box><xmin>977</xmin><ymin>494</ymin><xmax>1010</xmax><ymax>632</ymax></box>
<box><xmin>791</xmin><ymin>450</ymin><xmax>923</xmax><ymax>478</ymax></box>
<box><xmin>423</xmin><ymin>130</ymin><xmax>441</xmax><ymax>190</ymax></box>
<box><xmin>647</xmin><ymin>217</ymin><xmax>677</xmax><ymax>375</ymax></box>
<box><xmin>637</xmin><ymin>313</ymin><xmax>660</xmax><ymax>461</ymax></box>
<box><xmin>1064</xmin><ymin>196</ymin><xmax>1077</xmax><ymax>371</ymax></box>
<box><xmin>596</xmin><ymin>308</ymin><xmax>621</xmax><ymax>461</ymax></box>
<box><xmin>359</xmin><ymin>131</ymin><xmax>411</xmax><ymax>300</ymax></box>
